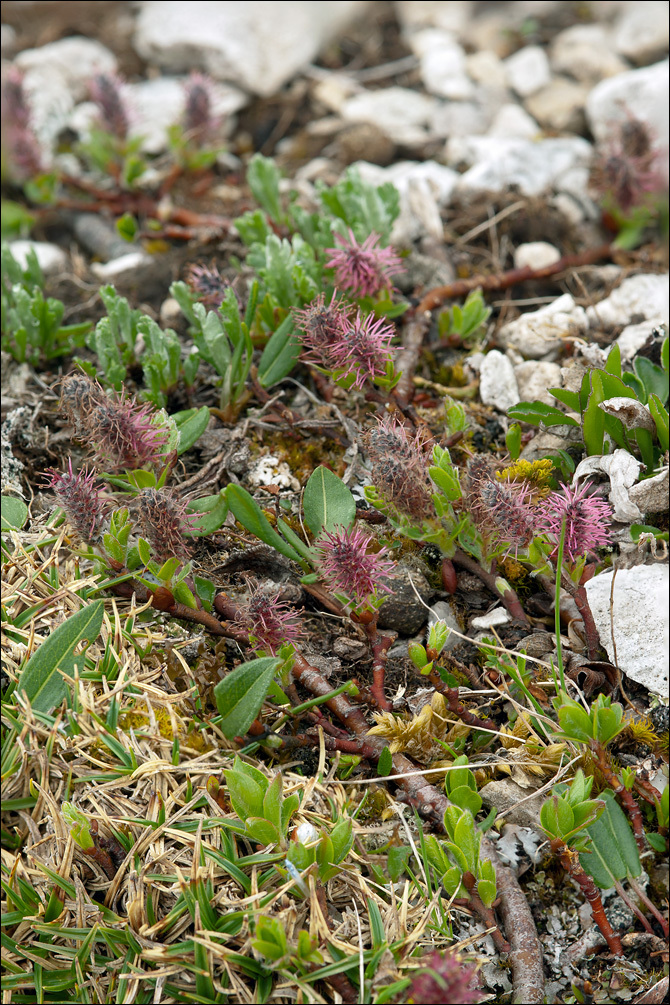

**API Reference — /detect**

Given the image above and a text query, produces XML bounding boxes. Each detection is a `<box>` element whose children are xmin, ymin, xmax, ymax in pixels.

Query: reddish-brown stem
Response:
<box><xmin>554</xmin><ymin>840</ymin><xmax>623</xmax><ymax>955</ymax></box>
<box><xmin>416</xmin><ymin>243</ymin><xmax>614</xmax><ymax>315</ymax></box>
<box><xmin>590</xmin><ymin>740</ymin><xmax>646</xmax><ymax>852</ymax></box>
<box><xmin>627</xmin><ymin>876</ymin><xmax>669</xmax><ymax>938</ymax></box>
<box><xmin>452</xmin><ymin>548</ymin><xmax>530</xmax><ymax>625</ymax></box>
<box><xmin>110</xmin><ymin>579</ymin><xmax>240</xmax><ymax>637</ymax></box>
<box><xmin>361</xmin><ymin>614</ymin><xmax>394</xmax><ymax>711</ymax></box>
<box><xmin>560</xmin><ymin>575</ymin><xmax>606</xmax><ymax>662</ymax></box>
<box><xmin>427</xmin><ymin>669</ymin><xmax>497</xmax><ymax>731</ymax></box>
<box><xmin>461</xmin><ymin>872</ymin><xmax>511</xmax><ymax>952</ymax></box>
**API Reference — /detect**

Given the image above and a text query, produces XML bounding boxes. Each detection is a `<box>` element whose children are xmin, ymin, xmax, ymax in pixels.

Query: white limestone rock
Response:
<box><xmin>133</xmin><ymin>0</ymin><xmax>366</xmax><ymax>97</ymax></box>
<box><xmin>513</xmin><ymin>242</ymin><xmax>561</xmax><ymax>270</ymax></box>
<box><xmin>497</xmin><ymin>293</ymin><xmax>589</xmax><ymax>360</ymax></box>
<box><xmin>586</xmin><ymin>274</ymin><xmax>669</xmax><ymax>329</ymax></box>
<box><xmin>550</xmin><ymin>24</ymin><xmax>629</xmax><ymax>83</ymax></box>
<box><xmin>613</xmin><ymin>2</ymin><xmax>670</xmax><ymax>65</ymax></box>
<box><xmin>585</xmin><ymin>564</ymin><xmax>669</xmax><ymax>696</ymax></box>
<box><xmin>395</xmin><ymin>0</ymin><xmax>474</xmax><ymax>37</ymax></box>
<box><xmin>513</xmin><ymin>360</ymin><xmax>563</xmax><ymax>407</ymax></box>
<box><xmin>479</xmin><ymin>350</ymin><xmax>520</xmax><ymax>411</ymax></box>
<box><xmin>410</xmin><ymin>29</ymin><xmax>474</xmax><ymax>100</ymax></box>
<box><xmin>524</xmin><ymin>77</ymin><xmax>589</xmax><ymax>132</ymax></box>
<box><xmin>586</xmin><ymin>60</ymin><xmax>669</xmax><ymax>182</ymax></box>
<box><xmin>341</xmin><ymin>87</ymin><xmax>439</xmax><ymax>146</ymax></box>
<box><xmin>615</xmin><ymin>320</ymin><xmax>667</xmax><ymax>361</ymax></box>
<box><xmin>9</xmin><ymin>241</ymin><xmax>67</xmax><ymax>277</ymax></box>
<box><xmin>447</xmin><ymin>136</ymin><xmax>592</xmax><ymax>198</ymax></box>
<box><xmin>15</xmin><ymin>36</ymin><xmax>117</xmax><ymax>102</ymax></box>
<box><xmin>504</xmin><ymin>45</ymin><xmax>551</xmax><ymax>97</ymax></box>
<box><xmin>352</xmin><ymin>160</ymin><xmax>459</xmax><ymax>244</ymax></box>
<box><xmin>487</xmin><ymin>102</ymin><xmax>540</xmax><ymax>139</ymax></box>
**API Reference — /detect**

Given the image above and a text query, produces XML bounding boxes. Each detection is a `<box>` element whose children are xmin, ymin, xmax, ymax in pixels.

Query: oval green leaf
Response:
<box><xmin>303</xmin><ymin>465</ymin><xmax>356</xmax><ymax>538</ymax></box>
<box><xmin>214</xmin><ymin>656</ymin><xmax>281</xmax><ymax>739</ymax></box>
<box><xmin>17</xmin><ymin>600</ymin><xmax>105</xmax><ymax>712</ymax></box>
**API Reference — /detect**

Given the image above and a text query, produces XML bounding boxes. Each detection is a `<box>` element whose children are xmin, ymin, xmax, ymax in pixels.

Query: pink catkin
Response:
<box><xmin>236</xmin><ymin>586</ymin><xmax>304</xmax><ymax>655</ymax></box>
<box><xmin>89</xmin><ymin>72</ymin><xmax>130</xmax><ymax>139</ymax></box>
<box><xmin>465</xmin><ymin>455</ymin><xmax>537</xmax><ymax>557</ymax></box>
<box><xmin>537</xmin><ymin>480</ymin><xmax>613</xmax><ymax>563</ymax></box>
<box><xmin>328</xmin><ymin>310</ymin><xmax>396</xmax><ymax>388</ymax></box>
<box><xmin>324</xmin><ymin>229</ymin><xmax>402</xmax><ymax>299</ymax></box>
<box><xmin>404</xmin><ymin>949</ymin><xmax>483</xmax><ymax>1005</ymax></box>
<box><xmin>314</xmin><ymin>524</ymin><xmax>395</xmax><ymax>609</ymax></box>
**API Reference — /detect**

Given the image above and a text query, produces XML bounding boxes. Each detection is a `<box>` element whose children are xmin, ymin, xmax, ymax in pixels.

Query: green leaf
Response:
<box><xmin>262</xmin><ymin>773</ymin><xmax>283</xmax><ymax>831</ymax></box>
<box><xmin>634</xmin><ymin>356</ymin><xmax>669</xmax><ymax>405</ymax></box>
<box><xmin>245</xmin><ymin>818</ymin><xmax>281</xmax><ymax>846</ymax></box>
<box><xmin>580</xmin><ymin>791</ymin><xmax>641</xmax><ymax>888</ymax></box>
<box><xmin>647</xmin><ymin>832</ymin><xmax>666</xmax><ymax>853</ymax></box>
<box><xmin>17</xmin><ymin>601</ymin><xmax>105</xmax><ymax>712</ymax></box>
<box><xmin>224</xmin><ymin>769</ymin><xmax>265</xmax><ymax>820</ymax></box>
<box><xmin>186</xmin><ymin>490</ymin><xmax>229</xmax><ymax>536</ymax></box>
<box><xmin>506</xmin><ymin>423</ymin><xmax>522</xmax><ymax>460</ymax></box>
<box><xmin>303</xmin><ymin>466</ymin><xmax>356</xmax><ymax>538</ymax></box>
<box><xmin>1</xmin><ymin>496</ymin><xmax>29</xmax><ymax>531</ymax></box>
<box><xmin>214</xmin><ymin>656</ymin><xmax>281</xmax><ymax>739</ymax></box>
<box><xmin>507</xmin><ymin>401</ymin><xmax>580</xmax><ymax>428</ymax></box>
<box><xmin>387</xmin><ymin>845</ymin><xmax>411</xmax><ymax>881</ymax></box>
<box><xmin>247</xmin><ymin>154</ymin><xmax>284</xmax><ymax>224</ymax></box>
<box><xmin>583</xmin><ymin>371</ymin><xmax>606</xmax><ymax>455</ymax></box>
<box><xmin>176</xmin><ymin>406</ymin><xmax>210</xmax><ymax>455</ymax></box>
<box><xmin>257</xmin><ymin>315</ymin><xmax>301</xmax><ymax>388</ymax></box>
<box><xmin>377</xmin><ymin>747</ymin><xmax>392</xmax><ymax>776</ymax></box>
<box><xmin>453</xmin><ymin>813</ymin><xmax>477</xmax><ymax>872</ymax></box>
<box><xmin>226</xmin><ymin>484</ymin><xmax>301</xmax><ymax>563</ymax></box>
<box><xmin>448</xmin><ymin>785</ymin><xmax>482</xmax><ymax>816</ymax></box>
<box><xmin>556</xmin><ymin>704</ymin><xmax>593</xmax><ymax>743</ymax></box>
<box><xmin>116</xmin><ymin>213</ymin><xmax>138</xmax><ymax>241</ymax></box>
<box><xmin>648</xmin><ymin>393</ymin><xmax>669</xmax><ymax>451</ymax></box>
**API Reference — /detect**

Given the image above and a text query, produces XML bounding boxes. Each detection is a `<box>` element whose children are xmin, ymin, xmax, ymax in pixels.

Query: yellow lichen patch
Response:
<box><xmin>118</xmin><ymin>706</ymin><xmax>182</xmax><ymax>740</ymax></box>
<box><xmin>496</xmin><ymin>458</ymin><xmax>554</xmax><ymax>500</ymax></box>
<box><xmin>367</xmin><ymin>692</ymin><xmax>470</xmax><ymax>763</ymax></box>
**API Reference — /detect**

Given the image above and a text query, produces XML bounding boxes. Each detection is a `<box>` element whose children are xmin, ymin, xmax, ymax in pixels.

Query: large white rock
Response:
<box><xmin>616</xmin><ymin>319</ymin><xmax>666</xmax><ymax>361</ymax></box>
<box><xmin>15</xmin><ymin>37</ymin><xmax>117</xmax><ymax>101</ymax></box>
<box><xmin>550</xmin><ymin>24</ymin><xmax>629</xmax><ymax>83</ymax></box>
<box><xmin>586</xmin><ymin>273</ymin><xmax>669</xmax><ymax>328</ymax></box>
<box><xmin>504</xmin><ymin>45</ymin><xmax>551</xmax><ymax>97</ymax></box>
<box><xmin>342</xmin><ymin>87</ymin><xmax>439</xmax><ymax>145</ymax></box>
<box><xmin>133</xmin><ymin>0</ymin><xmax>367</xmax><ymax>97</ymax></box>
<box><xmin>586</xmin><ymin>60</ymin><xmax>669</xmax><ymax>181</ymax></box>
<box><xmin>585</xmin><ymin>564</ymin><xmax>669</xmax><ymax>696</ymax></box>
<box><xmin>479</xmin><ymin>350</ymin><xmax>520</xmax><ymax>411</ymax></box>
<box><xmin>447</xmin><ymin>136</ymin><xmax>592</xmax><ymax>198</ymax></box>
<box><xmin>498</xmin><ymin>293</ymin><xmax>589</xmax><ymax>360</ymax></box>
<box><xmin>613</xmin><ymin>2</ymin><xmax>670</xmax><ymax>65</ymax></box>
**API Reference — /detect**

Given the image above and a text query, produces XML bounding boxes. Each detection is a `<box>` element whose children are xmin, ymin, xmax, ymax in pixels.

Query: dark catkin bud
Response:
<box><xmin>182</xmin><ymin>71</ymin><xmax>219</xmax><ymax>141</ymax></box>
<box><xmin>44</xmin><ymin>460</ymin><xmax>108</xmax><ymax>542</ymax></box>
<box><xmin>90</xmin><ymin>397</ymin><xmax>169</xmax><ymax>473</ymax></box>
<box><xmin>465</xmin><ymin>455</ymin><xmax>535</xmax><ymax>557</ymax></box>
<box><xmin>184</xmin><ymin>261</ymin><xmax>230</xmax><ymax>307</ymax></box>
<box><xmin>292</xmin><ymin>292</ymin><xmax>352</xmax><ymax>370</ymax></box>
<box><xmin>138</xmin><ymin>488</ymin><xmax>192</xmax><ymax>562</ymax></box>
<box><xmin>366</xmin><ymin>416</ymin><xmax>435</xmax><ymax>521</ymax></box>
<box><xmin>89</xmin><ymin>72</ymin><xmax>129</xmax><ymax>139</ymax></box>
<box><xmin>404</xmin><ymin>949</ymin><xmax>483</xmax><ymax>1004</ymax></box>
<box><xmin>59</xmin><ymin>374</ymin><xmax>107</xmax><ymax>437</ymax></box>
<box><xmin>590</xmin><ymin>114</ymin><xmax>662</xmax><ymax>214</ymax></box>
<box><xmin>1</xmin><ymin>66</ymin><xmax>43</xmax><ymax>181</ymax></box>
